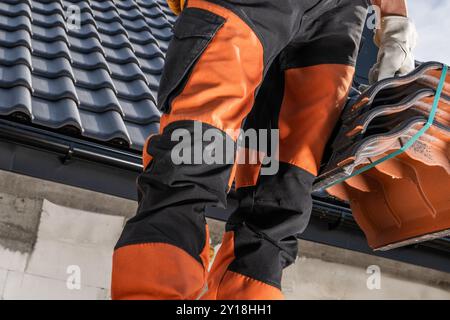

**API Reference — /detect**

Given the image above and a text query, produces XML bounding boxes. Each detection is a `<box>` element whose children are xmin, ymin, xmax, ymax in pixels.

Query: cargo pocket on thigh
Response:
<box><xmin>157</xmin><ymin>8</ymin><xmax>226</xmax><ymax>113</ymax></box>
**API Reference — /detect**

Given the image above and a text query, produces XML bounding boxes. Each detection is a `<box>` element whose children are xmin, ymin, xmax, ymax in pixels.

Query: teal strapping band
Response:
<box><xmin>325</xmin><ymin>64</ymin><xmax>448</xmax><ymax>189</ymax></box>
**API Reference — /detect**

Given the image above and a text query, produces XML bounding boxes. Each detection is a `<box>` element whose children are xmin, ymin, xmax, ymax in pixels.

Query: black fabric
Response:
<box><xmin>242</xmin><ymin>58</ymin><xmax>285</xmax><ymax>133</ymax></box>
<box><xmin>282</xmin><ymin>0</ymin><xmax>370</xmax><ymax>68</ymax></box>
<box><xmin>157</xmin><ymin>8</ymin><xmax>225</xmax><ymax>113</ymax></box>
<box><xmin>227</xmin><ymin>163</ymin><xmax>316</xmax><ymax>288</ymax></box>
<box><xmin>116</xmin><ymin>121</ymin><xmax>236</xmax><ymax>264</ymax></box>
<box><xmin>205</xmin><ymin>0</ymin><xmax>369</xmax><ymax>68</ymax></box>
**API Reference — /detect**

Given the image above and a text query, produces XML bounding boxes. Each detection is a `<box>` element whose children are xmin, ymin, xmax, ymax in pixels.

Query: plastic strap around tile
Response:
<box><xmin>324</xmin><ymin>64</ymin><xmax>448</xmax><ymax>190</ymax></box>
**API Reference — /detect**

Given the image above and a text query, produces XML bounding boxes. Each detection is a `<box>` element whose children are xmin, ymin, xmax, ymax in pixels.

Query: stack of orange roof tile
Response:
<box><xmin>314</xmin><ymin>62</ymin><xmax>450</xmax><ymax>251</ymax></box>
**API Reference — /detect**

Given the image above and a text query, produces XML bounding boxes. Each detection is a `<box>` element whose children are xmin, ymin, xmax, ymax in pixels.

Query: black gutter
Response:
<box><xmin>0</xmin><ymin>118</ymin><xmax>143</xmax><ymax>172</ymax></box>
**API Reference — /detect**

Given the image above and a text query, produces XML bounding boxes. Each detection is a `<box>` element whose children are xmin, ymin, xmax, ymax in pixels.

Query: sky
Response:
<box><xmin>408</xmin><ymin>0</ymin><xmax>450</xmax><ymax>64</ymax></box>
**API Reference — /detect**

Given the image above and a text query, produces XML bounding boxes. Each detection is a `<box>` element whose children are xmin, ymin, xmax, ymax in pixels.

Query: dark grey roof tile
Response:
<box><xmin>138</xmin><ymin>2</ymin><xmax>163</xmax><ymax>15</ymax></box>
<box><xmin>122</xmin><ymin>17</ymin><xmax>151</xmax><ymax>33</ymax></box>
<box><xmin>118</xmin><ymin>7</ymin><xmax>143</xmax><ymax>20</ymax></box>
<box><xmin>127</xmin><ymin>29</ymin><xmax>156</xmax><ymax>45</ymax></box>
<box><xmin>0</xmin><ymin>13</ymin><xmax>31</xmax><ymax>32</ymax></box>
<box><xmin>104</xmin><ymin>46</ymin><xmax>138</xmax><ymax>65</ymax></box>
<box><xmin>109</xmin><ymin>62</ymin><xmax>147</xmax><ymax>83</ymax></box>
<box><xmin>90</xmin><ymin>0</ymin><xmax>116</xmax><ymax>13</ymax></box>
<box><xmin>125</xmin><ymin>121</ymin><xmax>160</xmax><ymax>150</ymax></box>
<box><xmin>67</xmin><ymin>22</ymin><xmax>99</xmax><ymax>40</ymax></box>
<box><xmin>31</xmin><ymin>74</ymin><xmax>78</xmax><ymax>102</ymax></box>
<box><xmin>0</xmin><ymin>86</ymin><xmax>32</xmax><ymax>116</ymax></box>
<box><xmin>78</xmin><ymin>109</ymin><xmax>131</xmax><ymax>146</ymax></box>
<box><xmin>77</xmin><ymin>11</ymin><xmax>97</xmax><ymax>26</ymax></box>
<box><xmin>71</xmin><ymin>50</ymin><xmax>109</xmax><ymax>71</ymax></box>
<box><xmin>113</xmin><ymin>78</ymin><xmax>155</xmax><ymax>101</ymax></box>
<box><xmin>133</xmin><ymin>42</ymin><xmax>163</xmax><ymax>59</ymax></box>
<box><xmin>31</xmin><ymin>11</ymin><xmax>65</xmax><ymax>28</ymax></box>
<box><xmin>32</xmin><ymin>1</ymin><xmax>63</xmax><ymax>15</ymax></box>
<box><xmin>138</xmin><ymin>56</ymin><xmax>165</xmax><ymax>74</ymax></box>
<box><xmin>76</xmin><ymin>86</ymin><xmax>122</xmax><ymax>114</ymax></box>
<box><xmin>73</xmin><ymin>67</ymin><xmax>115</xmax><ymax>91</ymax></box>
<box><xmin>135</xmin><ymin>0</ymin><xmax>157</xmax><ymax>9</ymax></box>
<box><xmin>144</xmin><ymin>73</ymin><xmax>161</xmax><ymax>91</ymax></box>
<box><xmin>0</xmin><ymin>64</ymin><xmax>32</xmax><ymax>89</ymax></box>
<box><xmin>0</xmin><ymin>29</ymin><xmax>31</xmax><ymax>49</ymax></box>
<box><xmin>32</xmin><ymin>38</ymin><xmax>71</xmax><ymax>60</ymax></box>
<box><xmin>150</xmin><ymin>26</ymin><xmax>173</xmax><ymax>41</ymax></box>
<box><xmin>0</xmin><ymin>2</ymin><xmax>31</xmax><ymax>18</ymax></box>
<box><xmin>158</xmin><ymin>2</ymin><xmax>175</xmax><ymax>16</ymax></box>
<box><xmin>61</xmin><ymin>0</ymin><xmax>92</xmax><ymax>14</ymax></box>
<box><xmin>0</xmin><ymin>45</ymin><xmax>31</xmax><ymax>67</ymax></box>
<box><xmin>67</xmin><ymin>35</ymin><xmax>104</xmax><ymax>54</ymax></box>
<box><xmin>31</xmin><ymin>55</ymin><xmax>74</xmax><ymax>79</ymax></box>
<box><xmin>96</xmin><ymin>20</ymin><xmax>127</xmax><ymax>36</ymax></box>
<box><xmin>145</xmin><ymin>14</ymin><xmax>172</xmax><ymax>28</ymax></box>
<box><xmin>153</xmin><ymin>37</ymin><xmax>169</xmax><ymax>52</ymax></box>
<box><xmin>4</xmin><ymin>0</ymin><xmax>32</xmax><ymax>3</ymax></box>
<box><xmin>116</xmin><ymin>0</ymin><xmax>138</xmax><ymax>11</ymax></box>
<box><xmin>92</xmin><ymin>8</ymin><xmax>120</xmax><ymax>23</ymax></box>
<box><xmin>31</xmin><ymin>25</ymin><xmax>68</xmax><ymax>43</ymax></box>
<box><xmin>32</xmin><ymin>96</ymin><xmax>82</xmax><ymax>130</ymax></box>
<box><xmin>99</xmin><ymin>32</ymin><xmax>132</xmax><ymax>50</ymax></box>
<box><xmin>120</xmin><ymin>98</ymin><xmax>161</xmax><ymax>124</ymax></box>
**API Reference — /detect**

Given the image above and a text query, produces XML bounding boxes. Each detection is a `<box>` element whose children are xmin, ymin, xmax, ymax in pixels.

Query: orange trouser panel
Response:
<box><xmin>112</xmin><ymin>243</ymin><xmax>206</xmax><ymax>300</ymax></box>
<box><xmin>201</xmin><ymin>231</ymin><xmax>235</xmax><ymax>300</ymax></box>
<box><xmin>217</xmin><ymin>271</ymin><xmax>284</xmax><ymax>300</ymax></box>
<box><xmin>278</xmin><ymin>65</ymin><xmax>355</xmax><ymax>176</ymax></box>
<box><xmin>160</xmin><ymin>0</ymin><xmax>264</xmax><ymax>141</ymax></box>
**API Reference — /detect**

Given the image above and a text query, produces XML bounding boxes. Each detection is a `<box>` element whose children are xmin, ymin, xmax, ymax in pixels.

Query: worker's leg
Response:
<box><xmin>203</xmin><ymin>0</ymin><xmax>369</xmax><ymax>300</ymax></box>
<box><xmin>111</xmin><ymin>0</ymin><xmax>310</xmax><ymax>300</ymax></box>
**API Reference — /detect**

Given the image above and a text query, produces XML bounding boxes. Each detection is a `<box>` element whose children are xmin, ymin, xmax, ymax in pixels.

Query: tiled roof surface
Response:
<box><xmin>0</xmin><ymin>0</ymin><xmax>176</xmax><ymax>151</ymax></box>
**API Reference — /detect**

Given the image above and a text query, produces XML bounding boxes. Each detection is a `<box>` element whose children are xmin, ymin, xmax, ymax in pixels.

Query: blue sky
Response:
<box><xmin>408</xmin><ymin>1</ymin><xmax>450</xmax><ymax>64</ymax></box>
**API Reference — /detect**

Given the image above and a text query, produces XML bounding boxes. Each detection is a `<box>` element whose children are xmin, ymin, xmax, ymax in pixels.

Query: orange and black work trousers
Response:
<box><xmin>112</xmin><ymin>0</ymin><xmax>369</xmax><ymax>300</ymax></box>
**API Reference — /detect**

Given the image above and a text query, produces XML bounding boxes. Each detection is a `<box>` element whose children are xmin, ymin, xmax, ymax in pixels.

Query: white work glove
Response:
<box><xmin>369</xmin><ymin>16</ymin><xmax>418</xmax><ymax>84</ymax></box>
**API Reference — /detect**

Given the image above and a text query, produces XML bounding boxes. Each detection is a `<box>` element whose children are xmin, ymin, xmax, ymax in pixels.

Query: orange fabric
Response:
<box><xmin>227</xmin><ymin>162</ymin><xmax>238</xmax><ymax>190</ymax></box>
<box><xmin>278</xmin><ymin>65</ymin><xmax>355</xmax><ymax>176</ymax></box>
<box><xmin>112</xmin><ymin>223</ymin><xmax>211</xmax><ymax>300</ymax></box>
<box><xmin>234</xmin><ymin>147</ymin><xmax>264</xmax><ymax>188</ymax></box>
<box><xmin>167</xmin><ymin>0</ymin><xmax>186</xmax><ymax>15</ymax></box>
<box><xmin>199</xmin><ymin>225</ymin><xmax>211</xmax><ymax>275</ymax></box>
<box><xmin>216</xmin><ymin>271</ymin><xmax>284</xmax><ymax>300</ymax></box>
<box><xmin>112</xmin><ymin>243</ymin><xmax>208</xmax><ymax>300</ymax></box>
<box><xmin>160</xmin><ymin>0</ymin><xmax>264</xmax><ymax>142</ymax></box>
<box><xmin>201</xmin><ymin>231</ymin><xmax>235</xmax><ymax>300</ymax></box>
<box><xmin>142</xmin><ymin>134</ymin><xmax>155</xmax><ymax>170</ymax></box>
<box><xmin>201</xmin><ymin>231</ymin><xmax>284</xmax><ymax>300</ymax></box>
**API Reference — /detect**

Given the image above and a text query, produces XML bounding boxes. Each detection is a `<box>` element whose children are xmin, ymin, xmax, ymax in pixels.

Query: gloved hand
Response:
<box><xmin>167</xmin><ymin>0</ymin><xmax>186</xmax><ymax>15</ymax></box>
<box><xmin>369</xmin><ymin>16</ymin><xmax>417</xmax><ymax>84</ymax></box>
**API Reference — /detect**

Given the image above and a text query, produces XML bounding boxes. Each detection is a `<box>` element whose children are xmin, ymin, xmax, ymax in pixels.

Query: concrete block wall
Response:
<box><xmin>0</xmin><ymin>197</ymin><xmax>124</xmax><ymax>300</ymax></box>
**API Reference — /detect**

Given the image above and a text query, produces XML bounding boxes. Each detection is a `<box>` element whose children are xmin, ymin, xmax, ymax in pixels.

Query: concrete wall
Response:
<box><xmin>0</xmin><ymin>199</ymin><xmax>124</xmax><ymax>299</ymax></box>
<box><xmin>0</xmin><ymin>170</ymin><xmax>449</xmax><ymax>300</ymax></box>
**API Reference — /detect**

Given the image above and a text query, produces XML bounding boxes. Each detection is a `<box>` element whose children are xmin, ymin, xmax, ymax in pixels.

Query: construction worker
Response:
<box><xmin>111</xmin><ymin>0</ymin><xmax>417</xmax><ymax>299</ymax></box>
